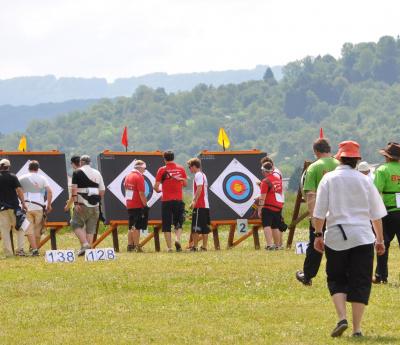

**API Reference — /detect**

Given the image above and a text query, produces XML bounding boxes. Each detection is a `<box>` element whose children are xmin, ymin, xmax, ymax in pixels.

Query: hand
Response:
<box><xmin>75</xmin><ymin>204</ymin><xmax>82</xmax><ymax>213</ymax></box>
<box><xmin>314</xmin><ymin>237</ymin><xmax>325</xmax><ymax>253</ymax></box>
<box><xmin>257</xmin><ymin>208</ymin><xmax>262</xmax><ymax>218</ymax></box>
<box><xmin>64</xmin><ymin>204</ymin><xmax>70</xmax><ymax>212</ymax></box>
<box><xmin>46</xmin><ymin>204</ymin><xmax>53</xmax><ymax>214</ymax></box>
<box><xmin>190</xmin><ymin>201</ymin><xmax>195</xmax><ymax>209</ymax></box>
<box><xmin>375</xmin><ymin>242</ymin><xmax>385</xmax><ymax>256</ymax></box>
<box><xmin>21</xmin><ymin>202</ymin><xmax>28</xmax><ymax>212</ymax></box>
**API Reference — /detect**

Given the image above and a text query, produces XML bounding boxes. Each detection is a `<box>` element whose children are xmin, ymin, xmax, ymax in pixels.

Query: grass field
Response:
<box><xmin>1</xmin><ymin>224</ymin><xmax>400</xmax><ymax>345</ymax></box>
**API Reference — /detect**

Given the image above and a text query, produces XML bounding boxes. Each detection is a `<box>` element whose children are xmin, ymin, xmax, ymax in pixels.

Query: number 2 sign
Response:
<box><xmin>236</xmin><ymin>219</ymin><xmax>248</xmax><ymax>235</ymax></box>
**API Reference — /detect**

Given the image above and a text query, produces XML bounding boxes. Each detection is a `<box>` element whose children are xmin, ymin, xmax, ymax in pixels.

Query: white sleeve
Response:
<box><xmin>97</xmin><ymin>172</ymin><xmax>105</xmax><ymax>191</ymax></box>
<box><xmin>313</xmin><ymin>176</ymin><xmax>329</xmax><ymax>219</ymax></box>
<box><xmin>194</xmin><ymin>172</ymin><xmax>204</xmax><ymax>186</ymax></box>
<box><xmin>368</xmin><ymin>182</ymin><xmax>387</xmax><ymax>220</ymax></box>
<box><xmin>42</xmin><ymin>176</ymin><xmax>50</xmax><ymax>188</ymax></box>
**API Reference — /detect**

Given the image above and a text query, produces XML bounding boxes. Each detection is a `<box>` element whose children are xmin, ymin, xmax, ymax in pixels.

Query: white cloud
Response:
<box><xmin>0</xmin><ymin>0</ymin><xmax>399</xmax><ymax>81</ymax></box>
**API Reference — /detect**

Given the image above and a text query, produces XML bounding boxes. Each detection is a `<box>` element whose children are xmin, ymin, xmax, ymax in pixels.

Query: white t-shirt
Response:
<box><xmin>314</xmin><ymin>165</ymin><xmax>387</xmax><ymax>251</ymax></box>
<box><xmin>19</xmin><ymin>172</ymin><xmax>50</xmax><ymax>211</ymax></box>
<box><xmin>193</xmin><ymin>171</ymin><xmax>209</xmax><ymax>209</ymax></box>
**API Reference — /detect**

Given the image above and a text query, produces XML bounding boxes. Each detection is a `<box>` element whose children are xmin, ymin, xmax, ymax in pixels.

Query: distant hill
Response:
<box><xmin>0</xmin><ymin>99</ymin><xmax>98</xmax><ymax>133</ymax></box>
<box><xmin>0</xmin><ymin>65</ymin><xmax>282</xmax><ymax>106</ymax></box>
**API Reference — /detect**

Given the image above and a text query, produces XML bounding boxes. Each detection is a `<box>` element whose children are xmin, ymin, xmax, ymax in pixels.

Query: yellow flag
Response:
<box><xmin>18</xmin><ymin>135</ymin><xmax>27</xmax><ymax>152</ymax></box>
<box><xmin>217</xmin><ymin>128</ymin><xmax>230</xmax><ymax>150</ymax></box>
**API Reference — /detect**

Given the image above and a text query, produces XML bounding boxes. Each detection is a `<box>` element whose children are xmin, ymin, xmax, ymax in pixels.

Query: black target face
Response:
<box><xmin>120</xmin><ymin>175</ymin><xmax>153</xmax><ymax>200</ymax></box>
<box><xmin>222</xmin><ymin>172</ymin><xmax>253</xmax><ymax>204</ymax></box>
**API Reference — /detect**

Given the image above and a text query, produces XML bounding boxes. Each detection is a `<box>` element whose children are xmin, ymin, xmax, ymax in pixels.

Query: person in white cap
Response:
<box><xmin>124</xmin><ymin>160</ymin><xmax>148</xmax><ymax>252</ymax></box>
<box><xmin>0</xmin><ymin>159</ymin><xmax>28</xmax><ymax>257</ymax></box>
<box><xmin>357</xmin><ymin>161</ymin><xmax>374</xmax><ymax>181</ymax></box>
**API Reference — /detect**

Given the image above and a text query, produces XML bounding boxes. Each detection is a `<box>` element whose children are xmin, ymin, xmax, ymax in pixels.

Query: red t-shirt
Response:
<box><xmin>260</xmin><ymin>173</ymin><xmax>284</xmax><ymax>211</ymax></box>
<box><xmin>156</xmin><ymin>162</ymin><xmax>187</xmax><ymax>201</ymax></box>
<box><xmin>124</xmin><ymin>170</ymin><xmax>145</xmax><ymax>209</ymax></box>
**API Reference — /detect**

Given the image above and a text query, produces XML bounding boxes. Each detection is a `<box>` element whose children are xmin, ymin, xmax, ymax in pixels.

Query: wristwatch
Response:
<box><xmin>314</xmin><ymin>232</ymin><xmax>323</xmax><ymax>238</ymax></box>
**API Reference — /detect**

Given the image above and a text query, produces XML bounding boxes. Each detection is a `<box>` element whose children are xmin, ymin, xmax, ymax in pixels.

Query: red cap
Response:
<box><xmin>335</xmin><ymin>141</ymin><xmax>361</xmax><ymax>159</ymax></box>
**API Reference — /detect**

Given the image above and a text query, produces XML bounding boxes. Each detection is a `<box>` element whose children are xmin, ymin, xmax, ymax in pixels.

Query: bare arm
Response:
<box><xmin>258</xmin><ymin>193</ymin><xmax>266</xmax><ymax>217</ymax></box>
<box><xmin>191</xmin><ymin>185</ymin><xmax>202</xmax><ymax>208</ymax></box>
<box><xmin>372</xmin><ymin>219</ymin><xmax>385</xmax><ymax>256</ymax></box>
<box><xmin>139</xmin><ymin>191</ymin><xmax>147</xmax><ymax>207</ymax></box>
<box><xmin>154</xmin><ymin>181</ymin><xmax>161</xmax><ymax>193</ymax></box>
<box><xmin>305</xmin><ymin>191</ymin><xmax>315</xmax><ymax>225</ymax></box>
<box><xmin>16</xmin><ymin>187</ymin><xmax>27</xmax><ymax>211</ymax></box>
<box><xmin>45</xmin><ymin>186</ymin><xmax>53</xmax><ymax>213</ymax></box>
<box><xmin>313</xmin><ymin>217</ymin><xmax>325</xmax><ymax>253</ymax></box>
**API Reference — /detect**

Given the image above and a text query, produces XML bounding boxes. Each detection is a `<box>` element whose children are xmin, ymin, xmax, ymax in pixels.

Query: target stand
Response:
<box><xmin>0</xmin><ymin>151</ymin><xmax>69</xmax><ymax>252</ymax></box>
<box><xmin>198</xmin><ymin>150</ymin><xmax>266</xmax><ymax>249</ymax></box>
<box><xmin>286</xmin><ymin>161</ymin><xmax>311</xmax><ymax>248</ymax></box>
<box><xmin>96</xmin><ymin>150</ymin><xmax>164</xmax><ymax>252</ymax></box>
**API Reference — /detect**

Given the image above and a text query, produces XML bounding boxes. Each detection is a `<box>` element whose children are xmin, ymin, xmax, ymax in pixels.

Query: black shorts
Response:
<box><xmin>162</xmin><ymin>200</ymin><xmax>185</xmax><ymax>232</ymax></box>
<box><xmin>261</xmin><ymin>208</ymin><xmax>282</xmax><ymax>229</ymax></box>
<box><xmin>191</xmin><ymin>208</ymin><xmax>210</xmax><ymax>234</ymax></box>
<box><xmin>128</xmin><ymin>207</ymin><xmax>148</xmax><ymax>230</ymax></box>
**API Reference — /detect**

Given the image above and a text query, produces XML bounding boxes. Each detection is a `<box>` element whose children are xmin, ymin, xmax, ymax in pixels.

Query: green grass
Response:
<box><xmin>0</xmin><ymin>226</ymin><xmax>399</xmax><ymax>345</ymax></box>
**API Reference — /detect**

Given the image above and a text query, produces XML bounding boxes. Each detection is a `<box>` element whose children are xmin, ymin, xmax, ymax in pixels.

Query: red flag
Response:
<box><xmin>319</xmin><ymin>127</ymin><xmax>324</xmax><ymax>139</ymax></box>
<box><xmin>121</xmin><ymin>126</ymin><xmax>128</xmax><ymax>151</ymax></box>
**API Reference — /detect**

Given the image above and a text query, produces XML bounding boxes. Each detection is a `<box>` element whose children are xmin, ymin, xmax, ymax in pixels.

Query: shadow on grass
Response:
<box><xmin>347</xmin><ymin>335</ymin><xmax>400</xmax><ymax>343</ymax></box>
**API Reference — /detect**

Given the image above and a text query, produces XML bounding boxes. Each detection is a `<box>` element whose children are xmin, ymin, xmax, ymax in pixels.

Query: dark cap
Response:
<box><xmin>379</xmin><ymin>142</ymin><xmax>400</xmax><ymax>160</ymax></box>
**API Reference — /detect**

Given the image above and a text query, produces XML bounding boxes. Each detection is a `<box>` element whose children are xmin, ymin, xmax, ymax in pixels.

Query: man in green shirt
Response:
<box><xmin>296</xmin><ymin>138</ymin><xmax>339</xmax><ymax>286</ymax></box>
<box><xmin>373</xmin><ymin>142</ymin><xmax>400</xmax><ymax>284</ymax></box>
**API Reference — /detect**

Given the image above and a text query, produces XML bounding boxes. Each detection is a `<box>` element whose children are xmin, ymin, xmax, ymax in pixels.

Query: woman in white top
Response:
<box><xmin>313</xmin><ymin>141</ymin><xmax>386</xmax><ymax>338</ymax></box>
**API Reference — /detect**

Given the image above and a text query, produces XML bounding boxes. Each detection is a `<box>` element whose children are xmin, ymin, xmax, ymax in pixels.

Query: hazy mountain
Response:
<box><xmin>0</xmin><ymin>99</ymin><xmax>98</xmax><ymax>133</ymax></box>
<box><xmin>0</xmin><ymin>65</ymin><xmax>282</xmax><ymax>106</ymax></box>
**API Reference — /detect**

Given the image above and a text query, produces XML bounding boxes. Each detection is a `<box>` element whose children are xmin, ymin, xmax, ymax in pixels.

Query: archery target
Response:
<box><xmin>107</xmin><ymin>160</ymin><xmax>161</xmax><ymax>208</ymax></box>
<box><xmin>210</xmin><ymin>158</ymin><xmax>260</xmax><ymax>217</ymax></box>
<box><xmin>223</xmin><ymin>172</ymin><xmax>253</xmax><ymax>203</ymax></box>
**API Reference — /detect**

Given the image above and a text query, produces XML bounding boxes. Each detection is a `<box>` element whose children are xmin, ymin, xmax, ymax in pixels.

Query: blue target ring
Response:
<box><xmin>121</xmin><ymin>175</ymin><xmax>153</xmax><ymax>200</ymax></box>
<box><xmin>222</xmin><ymin>172</ymin><xmax>253</xmax><ymax>204</ymax></box>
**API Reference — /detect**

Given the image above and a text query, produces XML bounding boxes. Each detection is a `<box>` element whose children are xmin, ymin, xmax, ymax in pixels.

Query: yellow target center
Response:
<box><xmin>233</xmin><ymin>183</ymin><xmax>243</xmax><ymax>193</ymax></box>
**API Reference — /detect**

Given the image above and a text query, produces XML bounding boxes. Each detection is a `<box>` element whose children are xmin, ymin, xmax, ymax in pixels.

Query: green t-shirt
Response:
<box><xmin>374</xmin><ymin>162</ymin><xmax>400</xmax><ymax>212</ymax></box>
<box><xmin>303</xmin><ymin>157</ymin><xmax>339</xmax><ymax>192</ymax></box>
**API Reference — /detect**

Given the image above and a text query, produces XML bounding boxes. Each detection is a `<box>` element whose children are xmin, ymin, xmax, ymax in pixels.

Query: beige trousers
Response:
<box><xmin>0</xmin><ymin>209</ymin><xmax>24</xmax><ymax>257</ymax></box>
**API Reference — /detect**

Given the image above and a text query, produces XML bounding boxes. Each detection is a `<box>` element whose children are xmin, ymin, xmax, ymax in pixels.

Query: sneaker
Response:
<box><xmin>127</xmin><ymin>244</ymin><xmax>134</xmax><ymax>252</ymax></box>
<box><xmin>265</xmin><ymin>245</ymin><xmax>276</xmax><ymax>251</ymax></box>
<box><xmin>167</xmin><ymin>248</ymin><xmax>174</xmax><ymax>253</ymax></box>
<box><xmin>295</xmin><ymin>270</ymin><xmax>312</xmax><ymax>286</ymax></box>
<box><xmin>31</xmin><ymin>249</ymin><xmax>40</xmax><ymax>257</ymax></box>
<box><xmin>77</xmin><ymin>245</ymin><xmax>91</xmax><ymax>257</ymax></box>
<box><xmin>331</xmin><ymin>319</ymin><xmax>348</xmax><ymax>337</ymax></box>
<box><xmin>275</xmin><ymin>245</ymin><xmax>284</xmax><ymax>250</ymax></box>
<box><xmin>352</xmin><ymin>332</ymin><xmax>363</xmax><ymax>337</ymax></box>
<box><xmin>189</xmin><ymin>247</ymin><xmax>198</xmax><ymax>252</ymax></box>
<box><xmin>372</xmin><ymin>276</ymin><xmax>388</xmax><ymax>284</ymax></box>
<box><xmin>175</xmin><ymin>241</ymin><xmax>182</xmax><ymax>252</ymax></box>
<box><xmin>200</xmin><ymin>247</ymin><xmax>207</xmax><ymax>252</ymax></box>
<box><xmin>15</xmin><ymin>249</ymin><xmax>27</xmax><ymax>257</ymax></box>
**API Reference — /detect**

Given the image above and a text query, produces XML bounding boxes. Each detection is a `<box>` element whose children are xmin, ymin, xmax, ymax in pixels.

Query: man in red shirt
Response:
<box><xmin>124</xmin><ymin>160</ymin><xmax>148</xmax><ymax>252</ymax></box>
<box><xmin>154</xmin><ymin>151</ymin><xmax>187</xmax><ymax>252</ymax></box>
<box><xmin>258</xmin><ymin>162</ymin><xmax>284</xmax><ymax>250</ymax></box>
<box><xmin>187</xmin><ymin>158</ymin><xmax>210</xmax><ymax>251</ymax></box>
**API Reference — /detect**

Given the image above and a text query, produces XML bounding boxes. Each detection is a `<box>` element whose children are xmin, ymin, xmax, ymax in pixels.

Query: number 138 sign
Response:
<box><xmin>45</xmin><ymin>250</ymin><xmax>76</xmax><ymax>263</ymax></box>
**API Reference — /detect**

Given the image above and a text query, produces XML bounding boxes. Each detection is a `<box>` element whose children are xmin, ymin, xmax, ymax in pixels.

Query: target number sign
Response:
<box><xmin>45</xmin><ymin>250</ymin><xmax>76</xmax><ymax>263</ymax></box>
<box><xmin>295</xmin><ymin>242</ymin><xmax>309</xmax><ymax>254</ymax></box>
<box><xmin>237</xmin><ymin>219</ymin><xmax>248</xmax><ymax>234</ymax></box>
<box><xmin>85</xmin><ymin>248</ymin><xmax>116</xmax><ymax>262</ymax></box>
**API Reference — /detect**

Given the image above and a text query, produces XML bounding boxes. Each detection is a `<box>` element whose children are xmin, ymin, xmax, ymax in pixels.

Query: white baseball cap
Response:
<box><xmin>0</xmin><ymin>159</ymin><xmax>10</xmax><ymax>167</ymax></box>
<box><xmin>358</xmin><ymin>161</ymin><xmax>370</xmax><ymax>172</ymax></box>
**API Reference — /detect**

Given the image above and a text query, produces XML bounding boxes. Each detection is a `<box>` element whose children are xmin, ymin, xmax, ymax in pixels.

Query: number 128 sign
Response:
<box><xmin>85</xmin><ymin>248</ymin><xmax>116</xmax><ymax>262</ymax></box>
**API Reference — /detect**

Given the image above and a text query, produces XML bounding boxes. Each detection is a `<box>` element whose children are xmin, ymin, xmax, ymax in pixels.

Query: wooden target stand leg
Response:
<box><xmin>186</xmin><ymin>226</ymin><xmax>220</xmax><ymax>250</ymax></box>
<box><xmin>39</xmin><ymin>227</ymin><xmax>63</xmax><ymax>250</ymax></box>
<box><xmin>286</xmin><ymin>161</ymin><xmax>311</xmax><ymax>248</ymax></box>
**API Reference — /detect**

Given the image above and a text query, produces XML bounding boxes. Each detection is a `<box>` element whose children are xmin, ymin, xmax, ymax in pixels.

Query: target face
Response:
<box><xmin>108</xmin><ymin>160</ymin><xmax>161</xmax><ymax>207</ymax></box>
<box><xmin>210</xmin><ymin>158</ymin><xmax>260</xmax><ymax>217</ymax></box>
<box><xmin>223</xmin><ymin>172</ymin><xmax>253</xmax><ymax>203</ymax></box>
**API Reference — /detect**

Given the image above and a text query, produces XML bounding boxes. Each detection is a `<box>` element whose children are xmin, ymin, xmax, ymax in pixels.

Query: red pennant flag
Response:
<box><xmin>121</xmin><ymin>126</ymin><xmax>128</xmax><ymax>151</ymax></box>
<box><xmin>319</xmin><ymin>127</ymin><xmax>324</xmax><ymax>139</ymax></box>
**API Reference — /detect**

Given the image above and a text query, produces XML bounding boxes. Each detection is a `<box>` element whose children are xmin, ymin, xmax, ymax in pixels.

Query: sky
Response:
<box><xmin>1</xmin><ymin>0</ymin><xmax>399</xmax><ymax>81</ymax></box>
